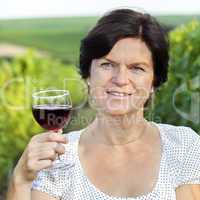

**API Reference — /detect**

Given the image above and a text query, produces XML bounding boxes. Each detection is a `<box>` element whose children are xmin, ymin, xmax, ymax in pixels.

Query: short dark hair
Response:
<box><xmin>79</xmin><ymin>8</ymin><xmax>169</xmax><ymax>88</ymax></box>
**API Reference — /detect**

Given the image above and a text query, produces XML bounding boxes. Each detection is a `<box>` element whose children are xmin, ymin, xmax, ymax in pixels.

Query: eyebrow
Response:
<box><xmin>103</xmin><ymin>57</ymin><xmax>150</xmax><ymax>68</ymax></box>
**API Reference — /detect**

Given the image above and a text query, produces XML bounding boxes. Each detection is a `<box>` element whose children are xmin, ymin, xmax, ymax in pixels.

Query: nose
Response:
<box><xmin>112</xmin><ymin>65</ymin><xmax>129</xmax><ymax>86</ymax></box>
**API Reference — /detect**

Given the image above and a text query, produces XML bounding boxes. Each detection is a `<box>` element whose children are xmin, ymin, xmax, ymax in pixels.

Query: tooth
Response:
<box><xmin>110</xmin><ymin>92</ymin><xmax>125</xmax><ymax>96</ymax></box>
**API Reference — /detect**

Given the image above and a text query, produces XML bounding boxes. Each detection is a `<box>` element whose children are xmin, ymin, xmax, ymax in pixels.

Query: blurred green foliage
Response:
<box><xmin>152</xmin><ymin>20</ymin><xmax>200</xmax><ymax>133</ymax></box>
<box><xmin>157</xmin><ymin>15</ymin><xmax>200</xmax><ymax>27</ymax></box>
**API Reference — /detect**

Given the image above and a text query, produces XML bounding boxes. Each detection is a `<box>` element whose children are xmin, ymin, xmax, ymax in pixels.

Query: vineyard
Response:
<box><xmin>0</xmin><ymin>15</ymin><xmax>200</xmax><ymax>199</ymax></box>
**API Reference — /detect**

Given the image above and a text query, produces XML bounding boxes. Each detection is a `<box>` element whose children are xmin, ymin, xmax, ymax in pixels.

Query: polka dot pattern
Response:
<box><xmin>31</xmin><ymin>123</ymin><xmax>200</xmax><ymax>199</ymax></box>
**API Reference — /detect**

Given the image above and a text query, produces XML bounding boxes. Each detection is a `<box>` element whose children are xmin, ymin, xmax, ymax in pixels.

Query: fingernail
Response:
<box><xmin>62</xmin><ymin>136</ymin><xmax>67</xmax><ymax>143</ymax></box>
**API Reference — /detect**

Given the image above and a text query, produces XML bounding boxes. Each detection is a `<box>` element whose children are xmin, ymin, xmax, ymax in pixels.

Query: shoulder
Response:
<box><xmin>156</xmin><ymin>123</ymin><xmax>200</xmax><ymax>149</ymax></box>
<box><xmin>157</xmin><ymin>122</ymin><xmax>200</xmax><ymax>161</ymax></box>
<box><xmin>157</xmin><ymin>123</ymin><xmax>200</xmax><ymax>186</ymax></box>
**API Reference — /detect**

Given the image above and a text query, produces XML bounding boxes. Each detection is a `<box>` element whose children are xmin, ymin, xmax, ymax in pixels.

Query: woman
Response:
<box><xmin>7</xmin><ymin>9</ymin><xmax>200</xmax><ymax>200</ymax></box>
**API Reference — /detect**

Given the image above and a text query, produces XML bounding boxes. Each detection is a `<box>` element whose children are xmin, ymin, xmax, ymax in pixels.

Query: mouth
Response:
<box><xmin>106</xmin><ymin>91</ymin><xmax>133</xmax><ymax>97</ymax></box>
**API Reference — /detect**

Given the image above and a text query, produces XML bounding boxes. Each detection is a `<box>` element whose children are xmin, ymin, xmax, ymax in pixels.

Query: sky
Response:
<box><xmin>0</xmin><ymin>0</ymin><xmax>200</xmax><ymax>19</ymax></box>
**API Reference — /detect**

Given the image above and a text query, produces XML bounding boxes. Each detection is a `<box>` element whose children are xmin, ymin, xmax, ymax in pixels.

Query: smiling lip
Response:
<box><xmin>106</xmin><ymin>91</ymin><xmax>133</xmax><ymax>97</ymax></box>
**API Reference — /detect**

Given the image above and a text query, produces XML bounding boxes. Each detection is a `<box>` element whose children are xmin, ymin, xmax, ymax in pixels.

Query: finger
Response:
<box><xmin>45</xmin><ymin>132</ymin><xmax>67</xmax><ymax>144</ymax></box>
<box><xmin>38</xmin><ymin>144</ymin><xmax>65</xmax><ymax>159</ymax></box>
<box><xmin>32</xmin><ymin>132</ymin><xmax>68</xmax><ymax>144</ymax></box>
<box><xmin>51</xmin><ymin>129</ymin><xmax>63</xmax><ymax>134</ymax></box>
<box><xmin>37</xmin><ymin>149</ymin><xmax>57</xmax><ymax>161</ymax></box>
<box><xmin>26</xmin><ymin>148</ymin><xmax>55</xmax><ymax>163</ymax></box>
<box><xmin>35</xmin><ymin>160</ymin><xmax>53</xmax><ymax>171</ymax></box>
<box><xmin>55</xmin><ymin>143</ymin><xmax>66</xmax><ymax>155</ymax></box>
<box><xmin>29</xmin><ymin>142</ymin><xmax>65</xmax><ymax>157</ymax></box>
<box><xmin>41</xmin><ymin>148</ymin><xmax>65</xmax><ymax>160</ymax></box>
<box><xmin>34</xmin><ymin>141</ymin><xmax>60</xmax><ymax>150</ymax></box>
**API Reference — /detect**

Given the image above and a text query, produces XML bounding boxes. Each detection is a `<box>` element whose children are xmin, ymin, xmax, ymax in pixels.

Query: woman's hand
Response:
<box><xmin>12</xmin><ymin>131</ymin><xmax>68</xmax><ymax>186</ymax></box>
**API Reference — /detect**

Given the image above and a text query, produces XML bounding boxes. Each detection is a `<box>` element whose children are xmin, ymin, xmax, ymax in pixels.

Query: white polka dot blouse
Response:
<box><xmin>31</xmin><ymin>122</ymin><xmax>200</xmax><ymax>199</ymax></box>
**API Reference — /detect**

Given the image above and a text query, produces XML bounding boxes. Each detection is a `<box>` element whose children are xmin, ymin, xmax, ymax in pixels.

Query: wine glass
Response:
<box><xmin>32</xmin><ymin>89</ymin><xmax>72</xmax><ymax>169</ymax></box>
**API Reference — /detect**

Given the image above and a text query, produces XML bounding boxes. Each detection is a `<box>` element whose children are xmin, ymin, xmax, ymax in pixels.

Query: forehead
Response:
<box><xmin>104</xmin><ymin>37</ymin><xmax>153</xmax><ymax>66</ymax></box>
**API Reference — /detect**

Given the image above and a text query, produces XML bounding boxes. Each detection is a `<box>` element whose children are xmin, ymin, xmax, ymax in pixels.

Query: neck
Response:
<box><xmin>90</xmin><ymin>110</ymin><xmax>148</xmax><ymax>146</ymax></box>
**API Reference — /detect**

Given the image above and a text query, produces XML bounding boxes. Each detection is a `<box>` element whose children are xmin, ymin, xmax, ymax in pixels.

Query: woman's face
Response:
<box><xmin>88</xmin><ymin>37</ymin><xmax>154</xmax><ymax>116</ymax></box>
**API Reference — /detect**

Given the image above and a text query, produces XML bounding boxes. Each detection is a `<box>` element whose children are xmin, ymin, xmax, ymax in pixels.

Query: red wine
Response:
<box><xmin>32</xmin><ymin>105</ymin><xmax>72</xmax><ymax>131</ymax></box>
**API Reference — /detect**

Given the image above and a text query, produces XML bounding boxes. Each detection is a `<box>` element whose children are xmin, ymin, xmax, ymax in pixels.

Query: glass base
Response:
<box><xmin>48</xmin><ymin>159</ymin><xmax>75</xmax><ymax>181</ymax></box>
<box><xmin>50</xmin><ymin>155</ymin><xmax>75</xmax><ymax>171</ymax></box>
<box><xmin>51</xmin><ymin>159</ymin><xmax>70</xmax><ymax>169</ymax></box>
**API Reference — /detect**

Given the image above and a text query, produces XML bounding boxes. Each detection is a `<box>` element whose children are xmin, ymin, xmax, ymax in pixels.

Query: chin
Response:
<box><xmin>104</xmin><ymin>107</ymin><xmax>136</xmax><ymax>116</ymax></box>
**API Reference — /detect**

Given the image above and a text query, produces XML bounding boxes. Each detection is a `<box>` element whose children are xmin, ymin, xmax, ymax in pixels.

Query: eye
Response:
<box><xmin>131</xmin><ymin>65</ymin><xmax>145</xmax><ymax>72</ymax></box>
<box><xmin>100</xmin><ymin>62</ymin><xmax>114</xmax><ymax>69</ymax></box>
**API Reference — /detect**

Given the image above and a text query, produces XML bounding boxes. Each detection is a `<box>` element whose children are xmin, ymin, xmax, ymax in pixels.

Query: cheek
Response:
<box><xmin>90</xmin><ymin>68</ymin><xmax>111</xmax><ymax>87</ymax></box>
<box><xmin>133</xmin><ymin>76</ymin><xmax>154</xmax><ymax>98</ymax></box>
<box><xmin>89</xmin><ymin>68</ymin><xmax>108</xmax><ymax>99</ymax></box>
<box><xmin>88</xmin><ymin>85</ymin><xmax>107</xmax><ymax>110</ymax></box>
<box><xmin>135</xmin><ymin>72</ymin><xmax>154</xmax><ymax>88</ymax></box>
<box><xmin>89</xmin><ymin>78</ymin><xmax>109</xmax><ymax>100</ymax></box>
<box><xmin>141</xmin><ymin>79</ymin><xmax>153</xmax><ymax>90</ymax></box>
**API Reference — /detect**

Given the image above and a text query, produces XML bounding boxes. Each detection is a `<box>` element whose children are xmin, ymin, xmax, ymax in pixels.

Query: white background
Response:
<box><xmin>0</xmin><ymin>0</ymin><xmax>200</xmax><ymax>19</ymax></box>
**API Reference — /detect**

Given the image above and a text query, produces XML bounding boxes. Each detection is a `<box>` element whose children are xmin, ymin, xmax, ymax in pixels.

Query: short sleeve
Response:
<box><xmin>177</xmin><ymin>128</ymin><xmax>200</xmax><ymax>185</ymax></box>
